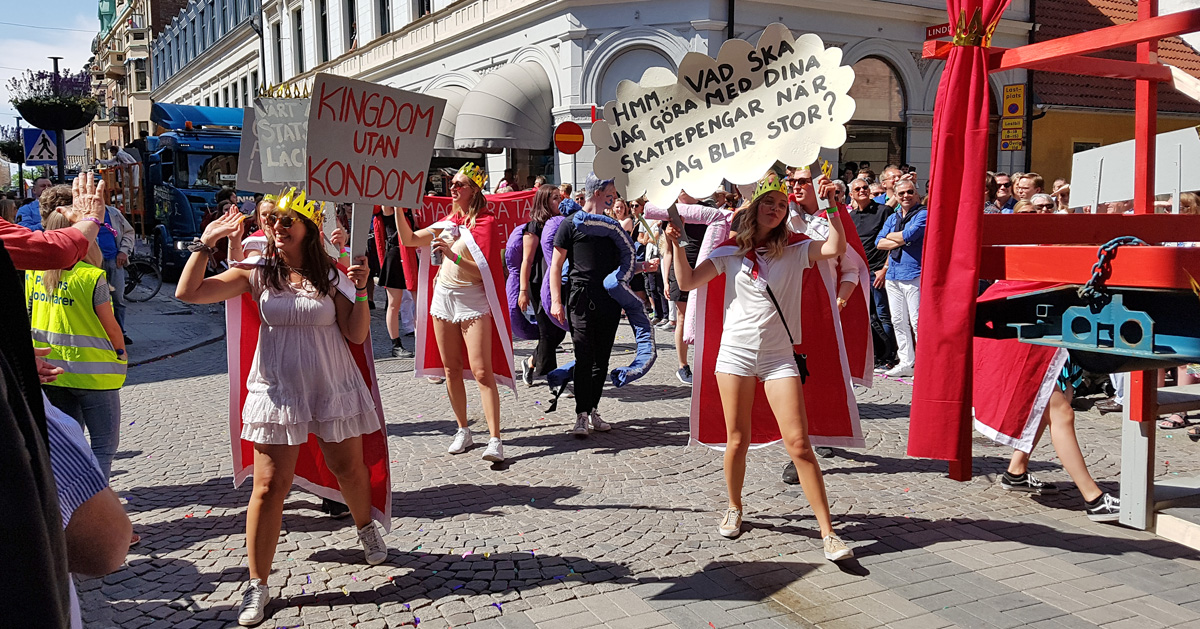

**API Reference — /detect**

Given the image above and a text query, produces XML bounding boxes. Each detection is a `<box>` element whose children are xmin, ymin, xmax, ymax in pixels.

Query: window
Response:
<box><xmin>344</xmin><ymin>0</ymin><xmax>357</xmax><ymax>51</ymax></box>
<box><xmin>199</xmin><ymin>10</ymin><xmax>206</xmax><ymax>46</ymax></box>
<box><xmin>223</xmin><ymin>86</ymin><xmax>230</xmax><ymax>107</ymax></box>
<box><xmin>272</xmin><ymin>21</ymin><xmax>283</xmax><ymax>82</ymax></box>
<box><xmin>292</xmin><ymin>8</ymin><xmax>304</xmax><ymax>75</ymax></box>
<box><xmin>842</xmin><ymin>57</ymin><xmax>907</xmax><ymax>168</ymax></box>
<box><xmin>416</xmin><ymin>0</ymin><xmax>430</xmax><ymax>18</ymax></box>
<box><xmin>221</xmin><ymin>0</ymin><xmax>228</xmax><ymax>31</ymax></box>
<box><xmin>377</xmin><ymin>0</ymin><xmax>390</xmax><ymax>36</ymax></box>
<box><xmin>210</xmin><ymin>2</ymin><xmax>218</xmax><ymax>39</ymax></box>
<box><xmin>241</xmin><ymin>77</ymin><xmax>249</xmax><ymax>107</ymax></box>
<box><xmin>1073</xmin><ymin>141</ymin><xmax>1101</xmax><ymax>153</ymax></box>
<box><xmin>205</xmin><ymin>96</ymin><xmax>211</xmax><ymax>106</ymax></box>
<box><xmin>136</xmin><ymin>70</ymin><xmax>147</xmax><ymax>91</ymax></box>
<box><xmin>317</xmin><ymin>0</ymin><xmax>329</xmax><ymax>63</ymax></box>
<box><xmin>232</xmin><ymin>83</ymin><xmax>239</xmax><ymax>107</ymax></box>
<box><xmin>190</xmin><ymin>21</ymin><xmax>198</xmax><ymax>57</ymax></box>
<box><xmin>251</xmin><ymin>70</ymin><xmax>259</xmax><ymax>95</ymax></box>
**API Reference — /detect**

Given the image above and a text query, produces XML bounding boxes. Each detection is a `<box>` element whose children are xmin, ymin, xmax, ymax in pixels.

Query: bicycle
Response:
<box><xmin>124</xmin><ymin>251</ymin><xmax>163</xmax><ymax>302</ymax></box>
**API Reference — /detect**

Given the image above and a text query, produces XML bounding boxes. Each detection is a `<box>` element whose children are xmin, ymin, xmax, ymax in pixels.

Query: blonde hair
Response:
<box><xmin>733</xmin><ymin>194</ymin><xmax>789</xmax><ymax>260</ymax></box>
<box><xmin>41</xmin><ymin>210</ymin><xmax>104</xmax><ymax>295</ymax></box>
<box><xmin>451</xmin><ymin>179</ymin><xmax>487</xmax><ymax>229</ymax></box>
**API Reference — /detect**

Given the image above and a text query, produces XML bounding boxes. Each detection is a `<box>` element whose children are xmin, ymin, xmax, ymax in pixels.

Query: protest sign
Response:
<box><xmin>414</xmin><ymin>189</ymin><xmax>536</xmax><ymax>250</ymax></box>
<box><xmin>236</xmin><ymin>108</ymin><xmax>270</xmax><ymax>193</ymax></box>
<box><xmin>305</xmin><ymin>73</ymin><xmax>445</xmax><ymax>210</ymax></box>
<box><xmin>255</xmin><ymin>98</ymin><xmax>310</xmax><ymax>184</ymax></box>
<box><xmin>591</xmin><ymin>23</ymin><xmax>855</xmax><ymax>208</ymax></box>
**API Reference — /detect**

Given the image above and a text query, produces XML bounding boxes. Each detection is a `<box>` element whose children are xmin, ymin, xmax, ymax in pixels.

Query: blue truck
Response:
<box><xmin>142</xmin><ymin>103</ymin><xmax>248</xmax><ymax>274</ymax></box>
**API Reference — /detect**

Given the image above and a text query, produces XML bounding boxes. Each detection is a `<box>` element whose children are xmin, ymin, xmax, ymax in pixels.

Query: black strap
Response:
<box><xmin>764</xmin><ymin>284</ymin><xmax>795</xmax><ymax>346</ymax></box>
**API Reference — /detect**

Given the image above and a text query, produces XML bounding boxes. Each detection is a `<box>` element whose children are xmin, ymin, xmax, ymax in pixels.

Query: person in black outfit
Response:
<box><xmin>517</xmin><ymin>184</ymin><xmax>567</xmax><ymax>385</ymax></box>
<box><xmin>549</xmin><ymin>174</ymin><xmax>657</xmax><ymax>437</ymax></box>
<box><xmin>378</xmin><ymin>206</ymin><xmax>418</xmax><ymax>358</ymax></box>
<box><xmin>846</xmin><ymin>177</ymin><xmax>897</xmax><ymax>369</ymax></box>
<box><xmin>667</xmin><ymin>192</ymin><xmax>713</xmax><ymax>385</ymax></box>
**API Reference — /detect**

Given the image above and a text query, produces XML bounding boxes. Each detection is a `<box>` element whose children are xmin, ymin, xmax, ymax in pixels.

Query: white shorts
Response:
<box><xmin>430</xmin><ymin>282</ymin><xmax>491</xmax><ymax>323</ymax></box>
<box><xmin>714</xmin><ymin>345</ymin><xmax>800</xmax><ymax>382</ymax></box>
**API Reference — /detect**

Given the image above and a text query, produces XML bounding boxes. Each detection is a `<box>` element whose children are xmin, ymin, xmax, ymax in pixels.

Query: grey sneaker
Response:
<box><xmin>823</xmin><ymin>534</ymin><xmax>854</xmax><ymax>561</ymax></box>
<box><xmin>589</xmin><ymin>409</ymin><xmax>611</xmax><ymax>432</ymax></box>
<box><xmin>482</xmin><ymin>437</ymin><xmax>505</xmax><ymax>462</ymax></box>
<box><xmin>718</xmin><ymin>508</ymin><xmax>742</xmax><ymax>538</ymax></box>
<box><xmin>237</xmin><ymin>579</ymin><xmax>271</xmax><ymax>626</ymax></box>
<box><xmin>677</xmin><ymin>365</ymin><xmax>693</xmax><ymax>384</ymax></box>
<box><xmin>448</xmin><ymin>427</ymin><xmax>473</xmax><ymax>454</ymax></box>
<box><xmin>357</xmin><ymin>521</ymin><xmax>388</xmax><ymax>565</ymax></box>
<box><xmin>571</xmin><ymin>412</ymin><xmax>589</xmax><ymax>436</ymax></box>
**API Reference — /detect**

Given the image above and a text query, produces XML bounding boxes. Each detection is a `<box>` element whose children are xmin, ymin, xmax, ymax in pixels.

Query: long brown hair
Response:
<box><xmin>0</xmin><ymin>199</ymin><xmax>16</xmax><ymax>223</ymax></box>
<box><xmin>450</xmin><ymin>178</ymin><xmax>487</xmax><ymax>229</ymax></box>
<box><xmin>261</xmin><ymin>212</ymin><xmax>337</xmax><ymax>297</ymax></box>
<box><xmin>734</xmin><ymin>194</ymin><xmax>789</xmax><ymax>260</ymax></box>
<box><xmin>41</xmin><ymin>210</ymin><xmax>104</xmax><ymax>294</ymax></box>
<box><xmin>530</xmin><ymin>184</ymin><xmax>560</xmax><ymax>224</ymax></box>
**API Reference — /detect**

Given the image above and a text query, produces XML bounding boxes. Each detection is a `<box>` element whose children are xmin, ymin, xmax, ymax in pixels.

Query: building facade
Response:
<box><xmin>151</xmin><ymin>0</ymin><xmax>1035</xmax><ymax>188</ymax></box>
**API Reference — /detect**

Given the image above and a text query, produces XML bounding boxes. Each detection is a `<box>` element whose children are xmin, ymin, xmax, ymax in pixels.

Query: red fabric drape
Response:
<box><xmin>906</xmin><ymin>0</ymin><xmax>1010</xmax><ymax>462</ymax></box>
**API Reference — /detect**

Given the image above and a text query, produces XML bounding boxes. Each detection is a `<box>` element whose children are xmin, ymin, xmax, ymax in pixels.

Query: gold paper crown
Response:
<box><xmin>276</xmin><ymin>187</ymin><xmax>324</xmax><ymax>226</ymax></box>
<box><xmin>753</xmin><ymin>169</ymin><xmax>789</xmax><ymax>201</ymax></box>
<box><xmin>459</xmin><ymin>162</ymin><xmax>488</xmax><ymax>190</ymax></box>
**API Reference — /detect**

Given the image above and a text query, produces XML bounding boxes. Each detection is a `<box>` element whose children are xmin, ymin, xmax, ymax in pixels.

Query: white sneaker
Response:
<box><xmin>482</xmin><ymin>437</ymin><xmax>505</xmax><ymax>462</ymax></box>
<box><xmin>589</xmin><ymin>409</ymin><xmax>611</xmax><ymax>432</ymax></box>
<box><xmin>823</xmin><ymin>534</ymin><xmax>854</xmax><ymax>561</ymax></box>
<box><xmin>237</xmin><ymin>579</ymin><xmax>271</xmax><ymax>626</ymax></box>
<box><xmin>718</xmin><ymin>508</ymin><xmax>742</xmax><ymax>538</ymax></box>
<box><xmin>884</xmin><ymin>365</ymin><xmax>914</xmax><ymax>378</ymax></box>
<box><xmin>448</xmin><ymin>427</ymin><xmax>473</xmax><ymax>454</ymax></box>
<box><xmin>570</xmin><ymin>412</ymin><xmax>589</xmax><ymax>436</ymax></box>
<box><xmin>357</xmin><ymin>521</ymin><xmax>388</xmax><ymax>565</ymax></box>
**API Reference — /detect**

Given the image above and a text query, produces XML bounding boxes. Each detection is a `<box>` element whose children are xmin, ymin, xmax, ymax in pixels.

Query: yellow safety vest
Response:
<box><xmin>26</xmin><ymin>262</ymin><xmax>127</xmax><ymax>390</ymax></box>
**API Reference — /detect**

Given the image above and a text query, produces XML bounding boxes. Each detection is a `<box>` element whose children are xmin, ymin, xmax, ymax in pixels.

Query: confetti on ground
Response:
<box><xmin>404</xmin><ymin>604</ymin><xmax>411</xmax><ymax>610</ymax></box>
<box><xmin>492</xmin><ymin>603</ymin><xmax>502</xmax><ymax>611</ymax></box>
<box><xmin>129</xmin><ymin>421</ymin><xmax>135</xmax><ymax>425</ymax></box>
<box><xmin>184</xmin><ymin>514</ymin><xmax>193</xmax><ymax>518</ymax></box>
<box><xmin>710</xmin><ymin>623</ymin><xmax>716</xmax><ymax>628</ymax></box>
<box><xmin>342</xmin><ymin>587</ymin><xmax>349</xmax><ymax>596</ymax></box>
<box><xmin>453</xmin><ymin>584</ymin><xmax>463</xmax><ymax>590</ymax></box>
<box><xmin>307</xmin><ymin>576</ymin><xmax>311</xmax><ymax>584</ymax></box>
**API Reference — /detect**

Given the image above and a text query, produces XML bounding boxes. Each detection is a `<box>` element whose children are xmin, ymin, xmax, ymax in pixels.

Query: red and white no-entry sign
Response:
<box><xmin>554</xmin><ymin>121</ymin><xmax>585</xmax><ymax>155</ymax></box>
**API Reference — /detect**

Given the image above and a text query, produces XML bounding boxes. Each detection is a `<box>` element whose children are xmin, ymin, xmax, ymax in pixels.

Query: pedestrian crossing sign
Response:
<box><xmin>23</xmin><ymin>128</ymin><xmax>58</xmax><ymax>165</ymax></box>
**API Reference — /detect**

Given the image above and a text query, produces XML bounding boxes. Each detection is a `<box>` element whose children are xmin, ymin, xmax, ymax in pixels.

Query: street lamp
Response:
<box><xmin>49</xmin><ymin>56</ymin><xmax>67</xmax><ymax>183</ymax></box>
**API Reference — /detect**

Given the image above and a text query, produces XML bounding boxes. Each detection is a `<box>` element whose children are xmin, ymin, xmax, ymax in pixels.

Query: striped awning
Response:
<box><xmin>454</xmin><ymin>62</ymin><xmax>553</xmax><ymax>152</ymax></box>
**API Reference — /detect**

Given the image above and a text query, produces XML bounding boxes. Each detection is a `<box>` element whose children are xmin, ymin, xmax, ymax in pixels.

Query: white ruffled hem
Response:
<box><xmin>241</xmin><ymin>411</ymin><xmax>379</xmax><ymax>445</ymax></box>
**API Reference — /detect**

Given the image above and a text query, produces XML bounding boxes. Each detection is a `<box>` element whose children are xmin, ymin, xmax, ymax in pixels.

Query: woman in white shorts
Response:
<box><xmin>393</xmin><ymin>164</ymin><xmax>506</xmax><ymax>462</ymax></box>
<box><xmin>667</xmin><ymin>169</ymin><xmax>854</xmax><ymax>561</ymax></box>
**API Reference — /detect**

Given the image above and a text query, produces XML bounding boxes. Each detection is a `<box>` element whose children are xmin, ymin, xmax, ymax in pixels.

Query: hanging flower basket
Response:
<box><xmin>0</xmin><ymin>140</ymin><xmax>22</xmax><ymax>164</ymax></box>
<box><xmin>15</xmin><ymin>97</ymin><xmax>98</xmax><ymax>131</ymax></box>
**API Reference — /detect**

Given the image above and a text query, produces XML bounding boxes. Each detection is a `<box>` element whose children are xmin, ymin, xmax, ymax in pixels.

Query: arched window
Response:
<box><xmin>597</xmin><ymin>48</ymin><xmax>674</xmax><ymax>106</ymax></box>
<box><xmin>849</xmin><ymin>57</ymin><xmax>905</xmax><ymax>122</ymax></box>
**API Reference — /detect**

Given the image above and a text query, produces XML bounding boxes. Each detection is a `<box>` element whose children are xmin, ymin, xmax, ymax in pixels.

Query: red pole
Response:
<box><xmin>1130</xmin><ymin>0</ymin><xmax>1159</xmax><ymax>425</ymax></box>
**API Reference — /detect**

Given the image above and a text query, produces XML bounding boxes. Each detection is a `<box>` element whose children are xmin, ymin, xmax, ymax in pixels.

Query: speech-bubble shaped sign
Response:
<box><xmin>591</xmin><ymin>23</ymin><xmax>855</xmax><ymax>208</ymax></box>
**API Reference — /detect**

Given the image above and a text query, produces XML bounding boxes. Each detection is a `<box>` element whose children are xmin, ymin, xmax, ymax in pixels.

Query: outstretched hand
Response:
<box><xmin>68</xmin><ymin>171</ymin><xmax>107</xmax><ymax>222</ymax></box>
<box><xmin>200</xmin><ymin>208</ymin><xmax>245</xmax><ymax>247</ymax></box>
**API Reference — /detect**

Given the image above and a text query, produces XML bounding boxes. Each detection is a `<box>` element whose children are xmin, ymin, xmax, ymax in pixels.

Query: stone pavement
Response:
<box><xmin>121</xmin><ymin>284</ymin><xmax>225</xmax><ymax>366</ymax></box>
<box><xmin>80</xmin><ymin>300</ymin><xmax>1200</xmax><ymax>628</ymax></box>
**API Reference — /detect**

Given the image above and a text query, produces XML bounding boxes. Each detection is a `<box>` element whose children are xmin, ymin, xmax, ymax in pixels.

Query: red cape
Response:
<box><xmin>972</xmin><ymin>281</ymin><xmax>1066</xmax><ymax>453</ymax></box>
<box><xmin>226</xmin><ymin>264</ymin><xmax>392</xmax><ymax>530</ymax></box>
<box><xmin>414</xmin><ymin>211</ymin><xmax>516</xmax><ymax>392</ymax></box>
<box><xmin>826</xmin><ymin>208</ymin><xmax>873</xmax><ymax>386</ymax></box>
<box><xmin>691</xmin><ymin>233</ymin><xmax>864</xmax><ymax>448</ymax></box>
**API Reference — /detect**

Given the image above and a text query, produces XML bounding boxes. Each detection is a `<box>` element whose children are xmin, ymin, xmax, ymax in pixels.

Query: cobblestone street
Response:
<box><xmin>80</xmin><ymin>305</ymin><xmax>1200</xmax><ymax>628</ymax></box>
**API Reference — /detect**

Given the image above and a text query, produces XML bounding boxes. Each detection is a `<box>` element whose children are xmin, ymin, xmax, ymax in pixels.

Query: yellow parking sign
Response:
<box><xmin>1003</xmin><ymin>84</ymin><xmax>1025</xmax><ymax>118</ymax></box>
<box><xmin>1001</xmin><ymin>118</ymin><xmax>1024</xmax><ymax>130</ymax></box>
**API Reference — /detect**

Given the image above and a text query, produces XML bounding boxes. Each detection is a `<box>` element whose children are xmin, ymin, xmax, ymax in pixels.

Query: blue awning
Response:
<box><xmin>151</xmin><ymin>103</ymin><xmax>244</xmax><ymax>131</ymax></box>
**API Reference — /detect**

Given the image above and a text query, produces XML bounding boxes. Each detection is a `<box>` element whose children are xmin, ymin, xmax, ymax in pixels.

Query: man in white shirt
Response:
<box><xmin>96</xmin><ymin>144</ymin><xmax>138</xmax><ymax>166</ymax></box>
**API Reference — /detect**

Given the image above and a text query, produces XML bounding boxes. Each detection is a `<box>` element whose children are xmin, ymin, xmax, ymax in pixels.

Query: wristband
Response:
<box><xmin>825</xmin><ymin>204</ymin><xmax>839</xmax><ymax>215</ymax></box>
<box><xmin>356</xmin><ymin>295</ymin><xmax>369</xmax><ymax>302</ymax></box>
<box><xmin>187</xmin><ymin>240</ymin><xmax>217</xmax><ymax>256</ymax></box>
<box><xmin>453</xmin><ymin>253</ymin><xmax>462</xmax><ymax>265</ymax></box>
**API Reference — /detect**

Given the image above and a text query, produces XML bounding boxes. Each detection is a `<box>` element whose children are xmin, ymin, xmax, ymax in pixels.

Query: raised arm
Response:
<box><xmin>666</xmin><ymin>225</ymin><xmax>719</xmax><ymax>291</ymax></box>
<box><xmin>809</xmin><ymin>179</ymin><xmax>847</xmax><ymax>263</ymax></box>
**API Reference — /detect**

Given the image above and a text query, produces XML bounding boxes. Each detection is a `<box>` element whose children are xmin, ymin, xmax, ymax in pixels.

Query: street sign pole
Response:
<box><xmin>15</xmin><ymin>117</ymin><xmax>23</xmax><ymax>198</ymax></box>
<box><xmin>50</xmin><ymin>56</ymin><xmax>66</xmax><ymax>184</ymax></box>
<box><xmin>572</xmin><ymin>153</ymin><xmax>577</xmax><ymax>189</ymax></box>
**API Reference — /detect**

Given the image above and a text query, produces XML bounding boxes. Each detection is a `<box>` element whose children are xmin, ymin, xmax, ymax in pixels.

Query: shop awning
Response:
<box><xmin>426</xmin><ymin>86</ymin><xmax>483</xmax><ymax>159</ymax></box>
<box><xmin>454</xmin><ymin>62</ymin><xmax>553</xmax><ymax>152</ymax></box>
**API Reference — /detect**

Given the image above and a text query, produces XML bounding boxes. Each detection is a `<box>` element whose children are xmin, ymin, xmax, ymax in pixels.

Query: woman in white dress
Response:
<box><xmin>175</xmin><ymin>192</ymin><xmax>387</xmax><ymax>627</ymax></box>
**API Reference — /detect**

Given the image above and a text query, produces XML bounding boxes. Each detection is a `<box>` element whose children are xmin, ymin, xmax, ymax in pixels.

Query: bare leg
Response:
<box><xmin>384</xmin><ymin>287</ymin><xmax>404</xmax><ymax>340</ymax></box>
<box><xmin>764</xmin><ymin>377</ymin><xmax>835</xmax><ymax>537</ymax></box>
<box><xmin>432</xmin><ymin>315</ymin><xmax>468</xmax><ymax>427</ymax></box>
<box><xmin>1046</xmin><ymin>387</ymin><xmax>1103</xmax><ymax>502</ymax></box>
<box><xmin>462</xmin><ymin>315</ymin><xmax>501</xmax><ymax>439</ymax></box>
<box><xmin>675</xmin><ymin>300</ymin><xmax>689</xmax><ymax>368</ymax></box>
<box><xmin>246</xmin><ymin>443</ymin><xmax>300</xmax><ymax>583</ymax></box>
<box><xmin>316</xmin><ymin>436</ymin><xmax>373</xmax><ymax>528</ymax></box>
<box><xmin>1007</xmin><ymin>413</ymin><xmax>1050</xmax><ymax>476</ymax></box>
<box><xmin>716</xmin><ymin>373</ymin><xmax>756</xmax><ymax>510</ymax></box>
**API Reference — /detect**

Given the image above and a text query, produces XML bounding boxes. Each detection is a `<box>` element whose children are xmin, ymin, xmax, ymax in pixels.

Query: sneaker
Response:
<box><xmin>237</xmin><ymin>579</ymin><xmax>271</xmax><ymax>626</ymax></box>
<box><xmin>428</xmin><ymin>376</ymin><xmax>446</xmax><ymax>384</ymax></box>
<box><xmin>815</xmin><ymin>447</ymin><xmax>835</xmax><ymax>458</ymax></box>
<box><xmin>677</xmin><ymin>365</ymin><xmax>693</xmax><ymax>385</ymax></box>
<box><xmin>448</xmin><ymin>427</ymin><xmax>473</xmax><ymax>454</ymax></box>
<box><xmin>823</xmin><ymin>534</ymin><xmax>854</xmax><ymax>561</ymax></box>
<box><xmin>522</xmin><ymin>359</ymin><xmax>535</xmax><ymax>387</ymax></box>
<box><xmin>357</xmin><ymin>521</ymin><xmax>388</xmax><ymax>565</ymax></box>
<box><xmin>321</xmin><ymin>497</ymin><xmax>351</xmax><ymax>519</ymax></box>
<box><xmin>589</xmin><ymin>409</ymin><xmax>611</xmax><ymax>432</ymax></box>
<box><xmin>884</xmin><ymin>365</ymin><xmax>914</xmax><ymax>378</ymax></box>
<box><xmin>873</xmin><ymin>364</ymin><xmax>890</xmax><ymax>373</ymax></box>
<box><xmin>123</xmin><ymin>334</ymin><xmax>134</xmax><ymax>345</ymax></box>
<box><xmin>718</xmin><ymin>508</ymin><xmax>742</xmax><ymax>538</ymax></box>
<box><xmin>482</xmin><ymin>437</ymin><xmax>505</xmax><ymax>462</ymax></box>
<box><xmin>1085</xmin><ymin>493</ymin><xmax>1121</xmax><ymax>522</ymax></box>
<box><xmin>571</xmin><ymin>412</ymin><xmax>590</xmax><ymax>436</ymax></box>
<box><xmin>1000</xmin><ymin>472</ymin><xmax>1059</xmax><ymax>495</ymax></box>
<box><xmin>391</xmin><ymin>344</ymin><xmax>414</xmax><ymax>359</ymax></box>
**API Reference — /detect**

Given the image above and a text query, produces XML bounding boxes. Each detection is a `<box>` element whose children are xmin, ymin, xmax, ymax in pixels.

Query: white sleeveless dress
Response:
<box><xmin>240</xmin><ymin>268</ymin><xmax>378</xmax><ymax>445</ymax></box>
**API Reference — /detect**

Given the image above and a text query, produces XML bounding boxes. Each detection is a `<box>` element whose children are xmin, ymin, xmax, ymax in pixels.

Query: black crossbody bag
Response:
<box><xmin>764</xmin><ymin>284</ymin><xmax>809</xmax><ymax>384</ymax></box>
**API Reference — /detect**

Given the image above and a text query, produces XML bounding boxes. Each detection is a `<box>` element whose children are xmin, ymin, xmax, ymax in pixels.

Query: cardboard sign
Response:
<box><xmin>255</xmin><ymin>98</ymin><xmax>310</xmax><ymax>184</ymax></box>
<box><xmin>236</xmin><ymin>108</ymin><xmax>269</xmax><ymax>193</ymax></box>
<box><xmin>1002</xmin><ymin>84</ymin><xmax>1025</xmax><ymax>118</ymax></box>
<box><xmin>305</xmin><ymin>73</ymin><xmax>446</xmax><ymax>209</ymax></box>
<box><xmin>1070</xmin><ymin>126</ymin><xmax>1200</xmax><ymax>210</ymax></box>
<box><xmin>590</xmin><ymin>23</ymin><xmax>856</xmax><ymax>208</ymax></box>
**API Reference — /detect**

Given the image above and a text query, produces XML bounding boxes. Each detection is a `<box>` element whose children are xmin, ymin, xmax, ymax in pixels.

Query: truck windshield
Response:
<box><xmin>175</xmin><ymin>152</ymin><xmax>239</xmax><ymax>189</ymax></box>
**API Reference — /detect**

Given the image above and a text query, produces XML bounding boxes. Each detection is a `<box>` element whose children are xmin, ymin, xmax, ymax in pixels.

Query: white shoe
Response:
<box><xmin>884</xmin><ymin>365</ymin><xmax>914</xmax><ymax>378</ymax></box>
<box><xmin>718</xmin><ymin>508</ymin><xmax>742</xmax><ymax>538</ymax></box>
<box><xmin>237</xmin><ymin>579</ymin><xmax>271</xmax><ymax>626</ymax></box>
<box><xmin>589</xmin><ymin>409</ymin><xmax>611</xmax><ymax>432</ymax></box>
<box><xmin>448</xmin><ymin>427</ymin><xmax>473</xmax><ymax>454</ymax></box>
<box><xmin>823</xmin><ymin>534</ymin><xmax>854</xmax><ymax>561</ymax></box>
<box><xmin>357</xmin><ymin>521</ymin><xmax>388</xmax><ymax>565</ymax></box>
<box><xmin>570</xmin><ymin>412</ymin><xmax>589</xmax><ymax>436</ymax></box>
<box><xmin>482</xmin><ymin>437</ymin><xmax>505</xmax><ymax>462</ymax></box>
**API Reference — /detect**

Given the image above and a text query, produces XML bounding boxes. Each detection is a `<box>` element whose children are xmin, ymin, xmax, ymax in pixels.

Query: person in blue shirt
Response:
<box><xmin>16</xmin><ymin>177</ymin><xmax>53</xmax><ymax>230</ymax></box>
<box><xmin>874</xmin><ymin>179</ymin><xmax>926</xmax><ymax>378</ymax></box>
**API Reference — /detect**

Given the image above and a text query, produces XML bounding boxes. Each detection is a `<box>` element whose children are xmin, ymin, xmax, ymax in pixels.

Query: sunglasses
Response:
<box><xmin>1034</xmin><ymin>203</ymin><xmax>1055</xmax><ymax>210</ymax></box>
<box><xmin>449</xmin><ymin>180</ymin><xmax>472</xmax><ymax>190</ymax></box>
<box><xmin>791</xmin><ymin>178</ymin><xmax>812</xmax><ymax>186</ymax></box>
<box><xmin>851</xmin><ymin>186</ymin><xmax>870</xmax><ymax>192</ymax></box>
<box><xmin>263</xmin><ymin>213</ymin><xmax>298</xmax><ymax>228</ymax></box>
<box><xmin>997</xmin><ymin>182</ymin><xmax>1012</xmax><ymax>188</ymax></box>
<box><xmin>896</xmin><ymin>190</ymin><xmax>916</xmax><ymax>196</ymax></box>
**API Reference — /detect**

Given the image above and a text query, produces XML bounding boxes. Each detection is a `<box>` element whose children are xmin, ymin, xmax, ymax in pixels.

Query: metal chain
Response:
<box><xmin>1076</xmin><ymin>236</ymin><xmax>1148</xmax><ymax>305</ymax></box>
